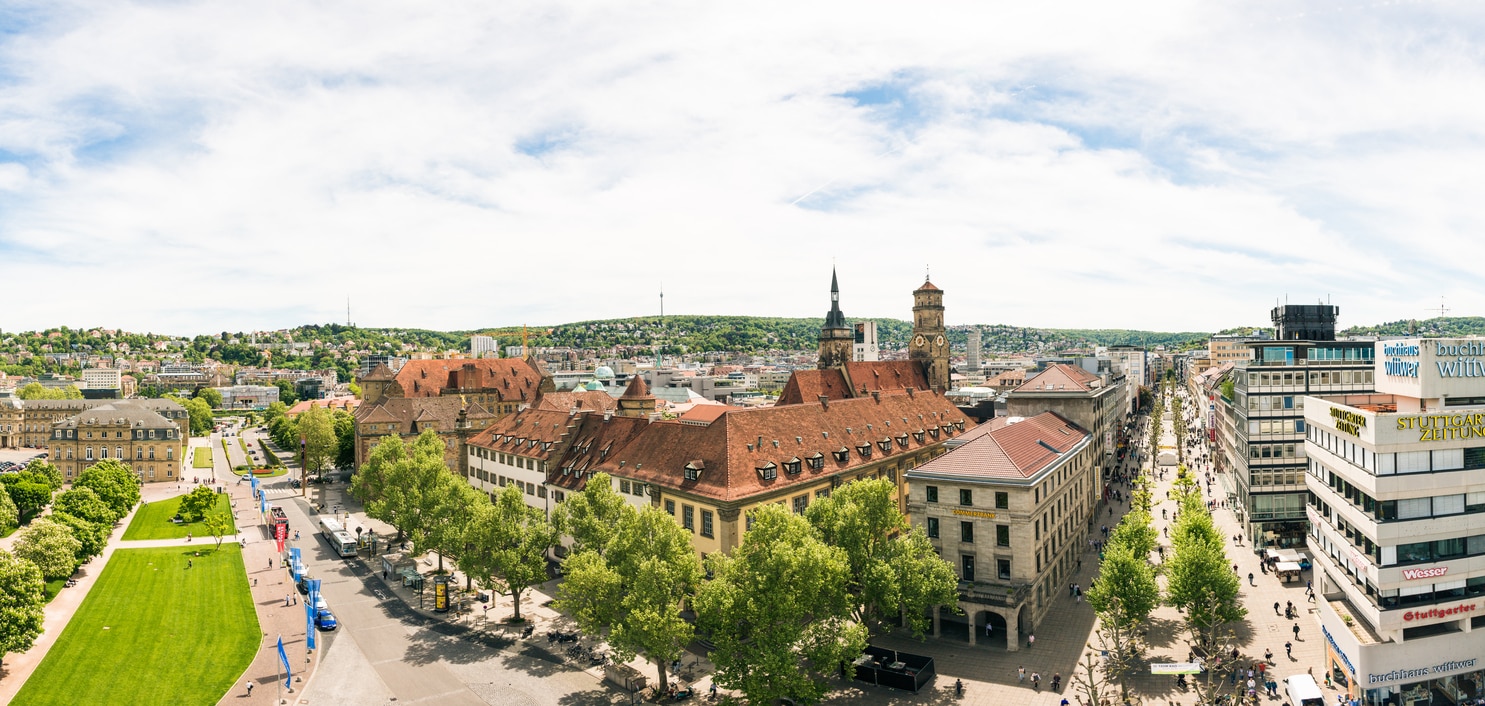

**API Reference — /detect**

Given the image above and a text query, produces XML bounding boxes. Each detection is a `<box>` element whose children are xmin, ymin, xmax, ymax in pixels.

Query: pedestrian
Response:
<box><xmin>1285</xmin><ymin>641</ymin><xmax>1293</xmax><ymax>657</ymax></box>
<box><xmin>1018</xmin><ymin>666</ymin><xmax>1025</xmax><ymax>682</ymax></box>
<box><xmin>1293</xmin><ymin>623</ymin><xmax>1300</xmax><ymax>640</ymax></box>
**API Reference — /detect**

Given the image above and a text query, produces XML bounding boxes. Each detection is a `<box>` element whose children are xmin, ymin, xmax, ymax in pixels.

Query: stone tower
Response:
<box><xmin>817</xmin><ymin>268</ymin><xmax>854</xmax><ymax>370</ymax></box>
<box><xmin>909</xmin><ymin>278</ymin><xmax>949</xmax><ymax>392</ymax></box>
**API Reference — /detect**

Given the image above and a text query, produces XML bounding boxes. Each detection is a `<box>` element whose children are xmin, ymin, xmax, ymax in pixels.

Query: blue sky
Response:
<box><xmin>2</xmin><ymin>1</ymin><xmax>1484</xmax><ymax>336</ymax></box>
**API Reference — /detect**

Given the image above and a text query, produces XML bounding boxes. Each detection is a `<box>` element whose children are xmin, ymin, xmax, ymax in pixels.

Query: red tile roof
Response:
<box><xmin>1013</xmin><ymin>363</ymin><xmax>1102</xmax><ymax>394</ymax></box>
<box><xmin>910</xmin><ymin>412</ymin><xmax>1088</xmax><ymax>481</ymax></box>
<box><xmin>393</xmin><ymin>358</ymin><xmax>546</xmax><ymax>401</ymax></box>
<box><xmin>593</xmin><ymin>390</ymin><xmax>970</xmax><ymax>503</ymax></box>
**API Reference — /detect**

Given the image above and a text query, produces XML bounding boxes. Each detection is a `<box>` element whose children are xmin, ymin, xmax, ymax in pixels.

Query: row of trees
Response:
<box><xmin>1</xmin><ymin>460</ymin><xmax>141</xmax><ymax>668</ymax></box>
<box><xmin>262</xmin><ymin>402</ymin><xmax>354</xmax><ymax>474</ymax></box>
<box><xmin>351</xmin><ymin>431</ymin><xmax>959</xmax><ymax>704</ymax></box>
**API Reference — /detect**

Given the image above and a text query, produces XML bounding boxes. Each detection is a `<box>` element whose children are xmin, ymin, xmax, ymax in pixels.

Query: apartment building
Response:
<box><xmin>1303</xmin><ymin>338</ymin><xmax>1485</xmax><ymax>706</ymax></box>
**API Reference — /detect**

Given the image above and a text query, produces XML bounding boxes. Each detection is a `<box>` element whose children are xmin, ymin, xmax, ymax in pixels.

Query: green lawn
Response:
<box><xmin>121</xmin><ymin>494</ymin><xmax>237</xmax><ymax>541</ymax></box>
<box><xmin>192</xmin><ymin>446</ymin><xmax>213</xmax><ymax>468</ymax></box>
<box><xmin>11</xmin><ymin>545</ymin><xmax>259</xmax><ymax>706</ymax></box>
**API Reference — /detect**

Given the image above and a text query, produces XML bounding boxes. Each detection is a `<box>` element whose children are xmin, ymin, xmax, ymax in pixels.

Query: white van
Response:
<box><xmin>1284</xmin><ymin>674</ymin><xmax>1325</xmax><ymax>706</ymax></box>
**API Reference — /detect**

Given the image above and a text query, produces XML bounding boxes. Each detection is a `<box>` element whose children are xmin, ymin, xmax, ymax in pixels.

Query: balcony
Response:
<box><xmin>958</xmin><ymin>581</ymin><xmax>1031</xmax><ymax>608</ymax></box>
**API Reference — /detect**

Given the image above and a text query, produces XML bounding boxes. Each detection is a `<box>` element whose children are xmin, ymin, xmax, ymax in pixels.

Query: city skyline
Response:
<box><xmin>2</xmin><ymin>2</ymin><xmax>1482</xmax><ymax>335</ymax></box>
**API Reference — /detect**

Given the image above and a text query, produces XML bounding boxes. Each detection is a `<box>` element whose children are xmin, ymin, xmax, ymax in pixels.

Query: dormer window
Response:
<box><xmin>832</xmin><ymin>447</ymin><xmax>849</xmax><ymax>462</ymax></box>
<box><xmin>912</xmin><ymin>430</ymin><xmax>926</xmax><ymax>443</ymax></box>
<box><xmin>684</xmin><ymin>460</ymin><xmax>704</xmax><ymax>481</ymax></box>
<box><xmin>784</xmin><ymin>458</ymin><xmax>802</xmax><ymax>475</ymax></box>
<box><xmin>756</xmin><ymin>462</ymin><xmax>777</xmax><ymax>481</ymax></box>
<box><xmin>877</xmin><ymin>438</ymin><xmax>892</xmax><ymax>452</ymax></box>
<box><xmin>807</xmin><ymin>453</ymin><xmax>825</xmax><ymax>471</ymax></box>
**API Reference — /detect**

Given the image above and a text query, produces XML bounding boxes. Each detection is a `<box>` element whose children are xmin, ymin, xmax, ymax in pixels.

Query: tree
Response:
<box><xmin>53</xmin><ymin>487</ymin><xmax>118</xmax><ymax>527</ymax></box>
<box><xmin>332</xmin><ymin>409</ymin><xmax>356</xmax><ymax>470</ymax></box>
<box><xmin>195</xmin><ymin>387</ymin><xmax>223</xmax><ymax>409</ymax></box>
<box><xmin>73</xmin><ymin>459</ymin><xmax>142</xmax><ymax>517</ymax></box>
<box><xmin>203</xmin><ymin>513</ymin><xmax>231</xmax><ymax>550</ymax></box>
<box><xmin>24</xmin><ymin>459</ymin><xmax>64</xmax><ymax>491</ymax></box>
<box><xmin>0</xmin><ymin>477</ymin><xmax>52</xmax><ymax>521</ymax></box>
<box><xmin>178</xmin><ymin>485</ymin><xmax>218</xmax><ymax>522</ymax></box>
<box><xmin>696</xmin><ymin>505</ymin><xmax>866</xmax><ymax>706</ymax></box>
<box><xmin>13</xmin><ymin>518</ymin><xmax>81</xmax><ymax>581</ymax></box>
<box><xmin>557</xmin><ymin>505</ymin><xmax>703</xmax><ymax>692</ymax></box>
<box><xmin>550</xmin><ymin>471</ymin><xmax>626</xmax><ymax>557</ymax></box>
<box><xmin>461</xmin><ymin>484</ymin><xmax>558</xmax><ymax>622</ymax></box>
<box><xmin>803</xmin><ymin>477</ymin><xmax>958</xmax><ymax>636</ymax></box>
<box><xmin>0</xmin><ymin>550</ymin><xmax>46</xmax><ymax>669</ymax></box>
<box><xmin>50</xmin><ymin>512</ymin><xmax>107</xmax><ymax>562</ymax></box>
<box><xmin>297</xmin><ymin>406</ymin><xmax>337</xmax><ymax>478</ymax></box>
<box><xmin>363</xmin><ymin>430</ymin><xmax>456</xmax><ymax>549</ymax></box>
<box><xmin>0</xmin><ymin>491</ymin><xmax>17</xmax><ymax>534</ymax></box>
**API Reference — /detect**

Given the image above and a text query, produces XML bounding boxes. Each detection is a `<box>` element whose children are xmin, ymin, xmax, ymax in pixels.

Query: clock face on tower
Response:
<box><xmin>913</xmin><ymin>335</ymin><xmax>926</xmax><ymax>347</ymax></box>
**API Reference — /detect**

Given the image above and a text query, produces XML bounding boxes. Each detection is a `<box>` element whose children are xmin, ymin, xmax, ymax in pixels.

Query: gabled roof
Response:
<box><xmin>594</xmin><ymin>390</ymin><xmax>970</xmax><ymax>503</ymax></box>
<box><xmin>909</xmin><ymin>411</ymin><xmax>1088</xmax><ymax>481</ymax></box>
<box><xmin>1012</xmin><ymin>363</ymin><xmax>1102</xmax><ymax>394</ymax></box>
<box><xmin>392</xmin><ymin>358</ymin><xmax>546</xmax><ymax>400</ymax></box>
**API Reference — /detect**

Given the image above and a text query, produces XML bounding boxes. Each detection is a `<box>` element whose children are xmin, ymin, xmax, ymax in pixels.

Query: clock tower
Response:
<box><xmin>909</xmin><ymin>278</ymin><xmax>949</xmax><ymax>392</ymax></box>
<box><xmin>817</xmin><ymin>268</ymin><xmax>855</xmax><ymax>370</ymax></box>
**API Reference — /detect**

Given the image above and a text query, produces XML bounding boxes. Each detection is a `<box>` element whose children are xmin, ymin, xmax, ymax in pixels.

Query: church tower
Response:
<box><xmin>909</xmin><ymin>278</ymin><xmax>949</xmax><ymax>392</ymax></box>
<box><xmin>817</xmin><ymin>268</ymin><xmax>854</xmax><ymax>370</ymax></box>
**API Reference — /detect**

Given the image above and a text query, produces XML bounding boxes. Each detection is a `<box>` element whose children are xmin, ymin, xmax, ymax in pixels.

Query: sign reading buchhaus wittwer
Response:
<box><xmin>1302</xmin><ymin>338</ymin><xmax>1485</xmax><ymax>706</ymax></box>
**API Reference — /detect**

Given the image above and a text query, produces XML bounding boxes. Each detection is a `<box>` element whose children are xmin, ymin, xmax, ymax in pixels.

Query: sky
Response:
<box><xmin>1</xmin><ymin>0</ymin><xmax>1482</xmax><ymax>337</ymax></box>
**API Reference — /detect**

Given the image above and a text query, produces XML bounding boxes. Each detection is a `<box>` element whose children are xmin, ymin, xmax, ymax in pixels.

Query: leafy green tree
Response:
<box><xmin>460</xmin><ymin>484</ymin><xmax>559</xmax><ymax>622</ymax></box>
<box><xmin>0</xmin><ymin>491</ymin><xmax>18</xmax><ymax>534</ymax></box>
<box><xmin>50</xmin><ymin>512</ymin><xmax>107</xmax><ymax>562</ymax></box>
<box><xmin>53</xmin><ymin>487</ymin><xmax>118</xmax><ymax>527</ymax></box>
<box><xmin>332</xmin><ymin>409</ymin><xmax>356</xmax><ymax>470</ymax></box>
<box><xmin>550</xmin><ymin>471</ymin><xmax>626</xmax><ymax>557</ymax></box>
<box><xmin>557</xmin><ymin>505</ymin><xmax>703</xmax><ymax>692</ymax></box>
<box><xmin>178</xmin><ymin>485</ymin><xmax>218</xmax><ymax>522</ymax></box>
<box><xmin>25</xmin><ymin>460</ymin><xmax>64</xmax><ymax>491</ymax></box>
<box><xmin>0</xmin><ymin>550</ymin><xmax>46</xmax><ymax>669</ymax></box>
<box><xmin>73</xmin><ymin>459</ymin><xmax>142</xmax><ymax>517</ymax></box>
<box><xmin>696</xmin><ymin>505</ymin><xmax>866</xmax><ymax>706</ymax></box>
<box><xmin>363</xmin><ymin>431</ymin><xmax>455</xmax><ymax>549</ymax></box>
<box><xmin>297</xmin><ymin>406</ymin><xmax>337</xmax><ymax>478</ymax></box>
<box><xmin>203</xmin><ymin>513</ymin><xmax>231</xmax><ymax>550</ymax></box>
<box><xmin>803</xmin><ymin>477</ymin><xmax>959</xmax><ymax>637</ymax></box>
<box><xmin>0</xmin><ymin>477</ymin><xmax>52</xmax><ymax>521</ymax></box>
<box><xmin>13</xmin><ymin>518</ymin><xmax>81</xmax><ymax>580</ymax></box>
<box><xmin>195</xmin><ymin>387</ymin><xmax>223</xmax><ymax>409</ymax></box>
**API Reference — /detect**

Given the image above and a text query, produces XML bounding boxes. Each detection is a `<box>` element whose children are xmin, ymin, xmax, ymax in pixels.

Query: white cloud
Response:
<box><xmin>1</xmin><ymin>0</ymin><xmax>1483</xmax><ymax>335</ymax></box>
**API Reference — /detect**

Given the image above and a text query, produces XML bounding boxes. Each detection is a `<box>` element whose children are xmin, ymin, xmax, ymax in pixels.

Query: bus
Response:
<box><xmin>319</xmin><ymin>518</ymin><xmax>357</xmax><ymax>557</ymax></box>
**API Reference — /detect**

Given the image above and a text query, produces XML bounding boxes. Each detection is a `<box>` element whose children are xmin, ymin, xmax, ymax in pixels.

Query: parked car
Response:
<box><xmin>314</xmin><ymin>608</ymin><xmax>338</xmax><ymax>631</ymax></box>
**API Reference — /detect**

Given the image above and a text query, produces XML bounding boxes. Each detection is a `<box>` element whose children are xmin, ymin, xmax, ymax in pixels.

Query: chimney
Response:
<box><xmin>818</xmin><ymin>395</ymin><xmax>829</xmax><ymax>410</ymax></box>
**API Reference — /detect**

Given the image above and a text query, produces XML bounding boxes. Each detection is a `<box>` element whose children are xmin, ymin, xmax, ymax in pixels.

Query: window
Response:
<box><xmin>701</xmin><ymin>511</ymin><xmax>714</xmax><ymax>538</ymax></box>
<box><xmin>996</xmin><ymin>525</ymin><xmax>1010</xmax><ymax>547</ymax></box>
<box><xmin>926</xmin><ymin>486</ymin><xmax>939</xmax><ymax>503</ymax></box>
<box><xmin>960</xmin><ymin>521</ymin><xmax>974</xmax><ymax>543</ymax></box>
<box><xmin>997</xmin><ymin>559</ymin><xmax>1011</xmax><ymax>580</ymax></box>
<box><xmin>665</xmin><ymin>499</ymin><xmax>676</xmax><ymax>515</ymax></box>
<box><xmin>959</xmin><ymin>489</ymin><xmax>973</xmax><ymax>506</ymax></box>
<box><xmin>961</xmin><ymin>555</ymin><xmax>975</xmax><ymax>582</ymax></box>
<box><xmin>682</xmin><ymin>505</ymin><xmax>695</xmax><ymax>532</ymax></box>
<box><xmin>995</xmin><ymin>492</ymin><xmax>1009</xmax><ymax>509</ymax></box>
<box><xmin>793</xmin><ymin>495</ymin><xmax>808</xmax><ymax>514</ymax></box>
<box><xmin>927</xmin><ymin>517</ymin><xmax>939</xmax><ymax>538</ymax></box>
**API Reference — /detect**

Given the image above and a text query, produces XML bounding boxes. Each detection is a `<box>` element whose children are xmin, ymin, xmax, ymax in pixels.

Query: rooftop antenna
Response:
<box><xmin>1430</xmin><ymin>297</ymin><xmax>1450</xmax><ymax>318</ymax></box>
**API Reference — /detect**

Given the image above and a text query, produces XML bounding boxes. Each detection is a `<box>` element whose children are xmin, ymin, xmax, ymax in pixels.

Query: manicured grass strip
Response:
<box><xmin>11</xmin><ymin>545</ymin><xmax>259</xmax><ymax>706</ymax></box>
<box><xmin>193</xmin><ymin>447</ymin><xmax>213</xmax><ymax>469</ymax></box>
<box><xmin>122</xmin><ymin>494</ymin><xmax>237</xmax><ymax>541</ymax></box>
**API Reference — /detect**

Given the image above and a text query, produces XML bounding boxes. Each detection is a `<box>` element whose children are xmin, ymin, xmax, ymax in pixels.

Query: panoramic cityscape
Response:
<box><xmin>4</xmin><ymin>3</ymin><xmax>1485</xmax><ymax>706</ymax></box>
